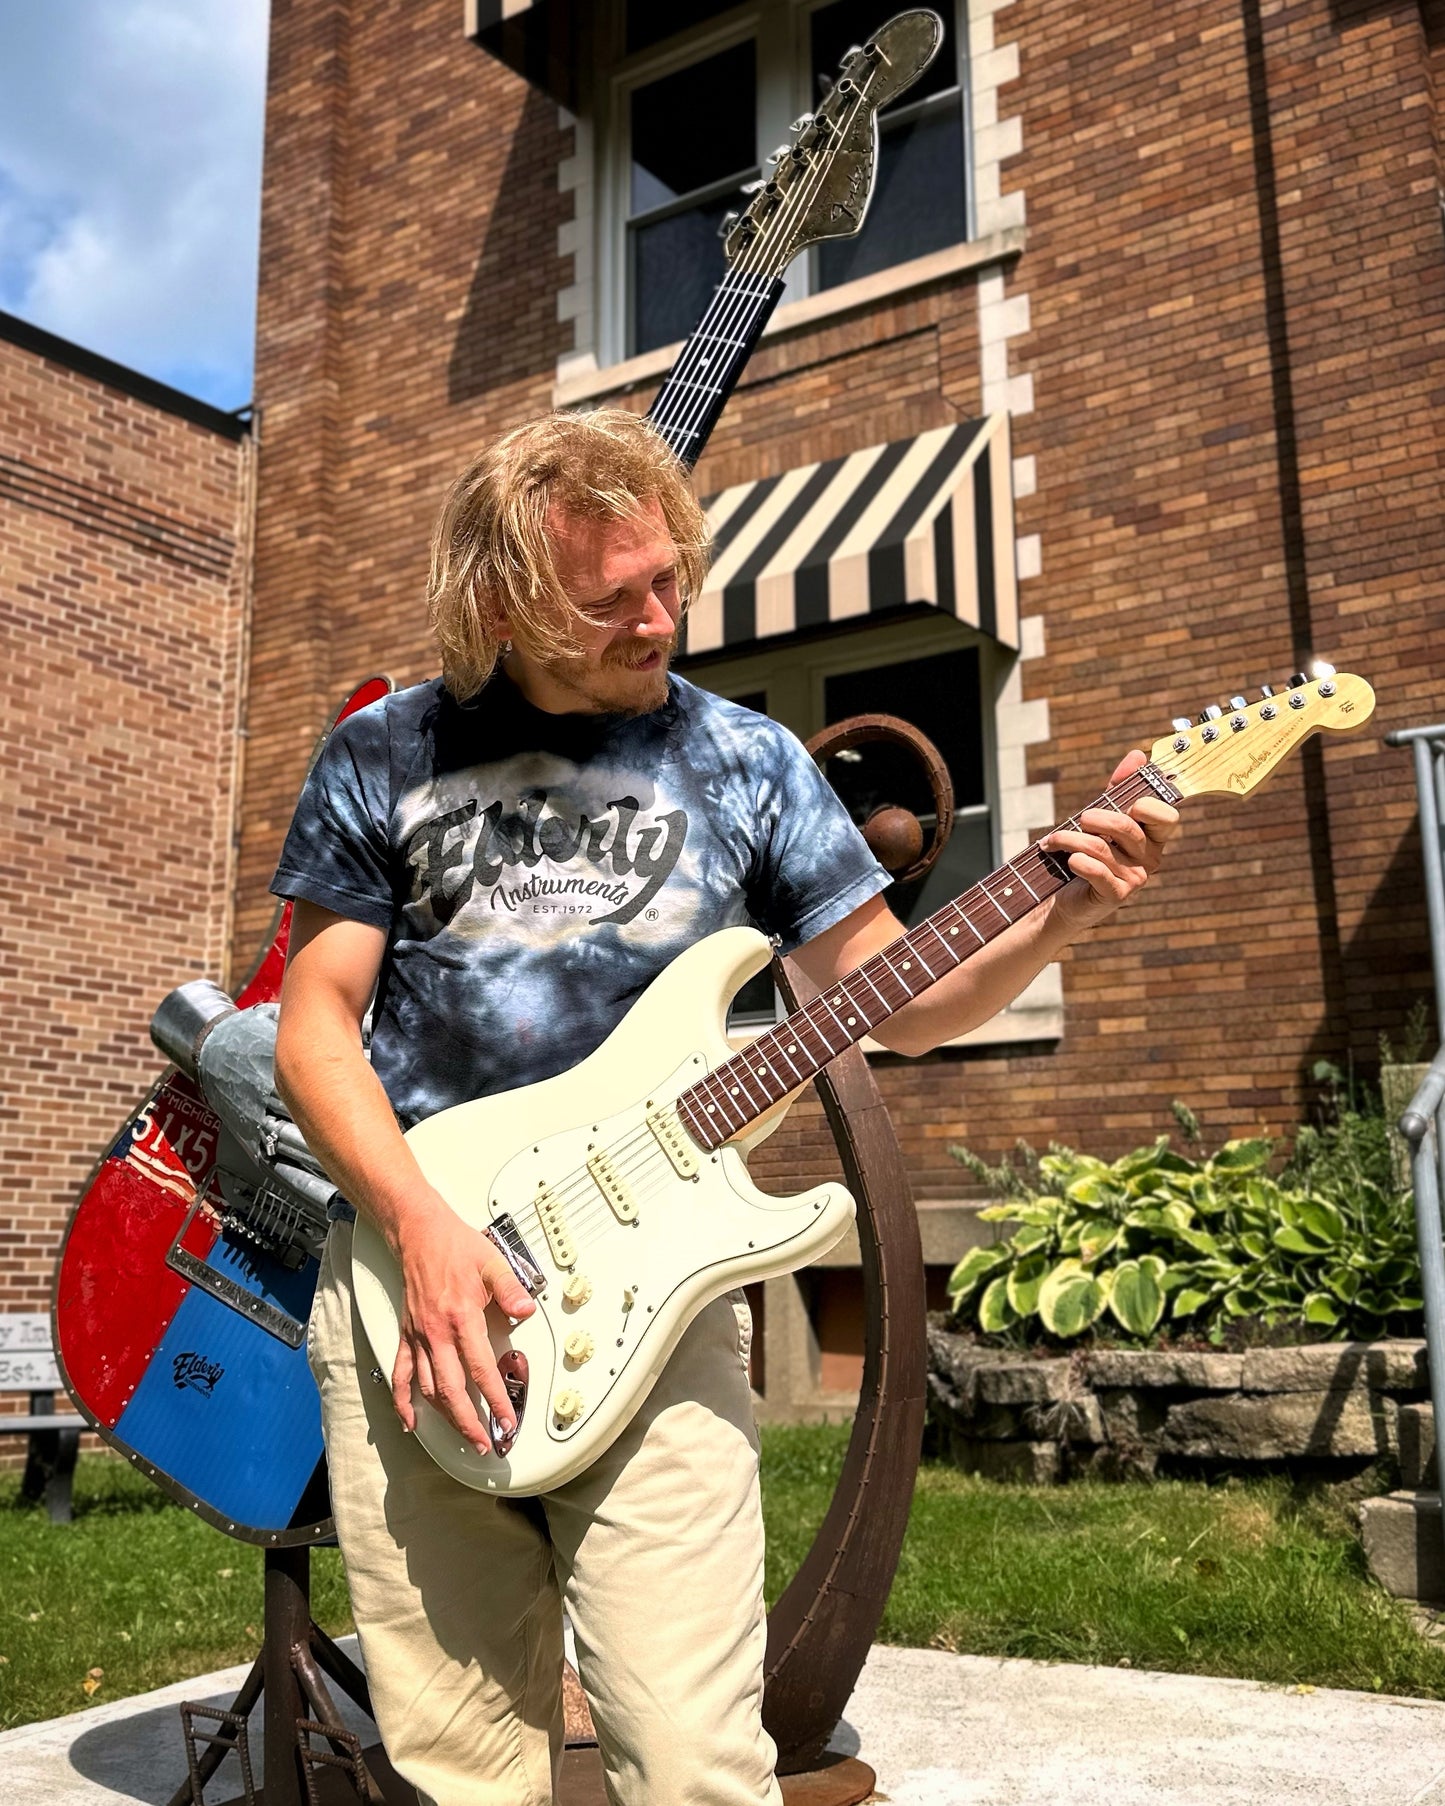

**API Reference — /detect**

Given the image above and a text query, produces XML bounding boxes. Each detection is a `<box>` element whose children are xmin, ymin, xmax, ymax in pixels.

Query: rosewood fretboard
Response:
<box><xmin>675</xmin><ymin>764</ymin><xmax>1181</xmax><ymax>1152</ymax></box>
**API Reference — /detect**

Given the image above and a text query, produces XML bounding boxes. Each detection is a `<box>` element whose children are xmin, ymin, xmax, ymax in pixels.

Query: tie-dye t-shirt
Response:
<box><xmin>271</xmin><ymin>673</ymin><xmax>891</xmax><ymax>1129</ymax></box>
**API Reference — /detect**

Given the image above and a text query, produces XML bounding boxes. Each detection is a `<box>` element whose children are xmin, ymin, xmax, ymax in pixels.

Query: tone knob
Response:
<box><xmin>563</xmin><ymin>1274</ymin><xmax>592</xmax><ymax>1307</ymax></box>
<box><xmin>564</xmin><ymin>1332</ymin><xmax>595</xmax><ymax>1365</ymax></box>
<box><xmin>554</xmin><ymin>1388</ymin><xmax>584</xmax><ymax>1423</ymax></box>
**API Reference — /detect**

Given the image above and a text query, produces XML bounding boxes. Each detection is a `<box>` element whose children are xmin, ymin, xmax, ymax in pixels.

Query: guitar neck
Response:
<box><xmin>675</xmin><ymin>763</ymin><xmax>1182</xmax><ymax>1151</ymax></box>
<box><xmin>645</xmin><ymin>272</ymin><xmax>786</xmax><ymax>469</ymax></box>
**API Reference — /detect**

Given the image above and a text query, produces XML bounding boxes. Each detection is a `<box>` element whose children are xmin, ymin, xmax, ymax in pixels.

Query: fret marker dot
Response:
<box><xmin>731</xmin><ymin>1087</ymin><xmax>740</xmax><ymax>1096</ymax></box>
<box><xmin>949</xmin><ymin>927</ymin><xmax>958</xmax><ymax>936</ymax></box>
<box><xmin>1004</xmin><ymin>887</ymin><xmax>1013</xmax><ymax>898</ymax></box>
<box><xmin>757</xmin><ymin>1065</ymin><xmax>768</xmax><ymax>1075</ymax></box>
<box><xmin>846</xmin><ymin>1016</ymin><xmax>856</xmax><ymax>1027</ymax></box>
<box><xmin>707</xmin><ymin>1105</ymin><xmax>716</xmax><ymax>1114</ymax></box>
<box><xmin>788</xmin><ymin>1044</ymin><xmax>797</xmax><ymax>1054</ymax></box>
<box><xmin>902</xmin><ymin>961</ymin><xmax>913</xmax><ymax>972</ymax></box>
<box><xmin>832</xmin><ymin>996</ymin><xmax>842</xmax><ymax>1006</ymax></box>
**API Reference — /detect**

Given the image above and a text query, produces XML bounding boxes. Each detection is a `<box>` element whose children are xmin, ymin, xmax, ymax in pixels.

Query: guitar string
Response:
<box><xmin>500</xmin><ymin>787</ymin><xmax>1146</xmax><ymax>1248</ymax></box>
<box><xmin>647</xmin><ymin>55</ymin><xmax>889</xmax><ymax>457</ymax></box>
<box><xmin>498</xmin><ymin>802</ymin><xmax>1131</xmax><ymax>1253</ymax></box>
<box><xmin>496</xmin><ymin>772</ymin><xmax>1166</xmax><ymax>1257</ymax></box>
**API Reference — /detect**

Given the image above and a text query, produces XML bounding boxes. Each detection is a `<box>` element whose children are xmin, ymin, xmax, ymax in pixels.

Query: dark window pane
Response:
<box><xmin>729</xmin><ymin>690</ymin><xmax>768</xmax><ymax>713</ymax></box>
<box><xmin>627</xmin><ymin>0</ymin><xmax>741</xmax><ymax>55</ymax></box>
<box><xmin>817</xmin><ymin>103</ymin><xmax>965</xmax><ymax>289</ymax></box>
<box><xmin>631</xmin><ymin>191</ymin><xmax>737</xmax><ymax>352</ymax></box>
<box><xmin>823</xmin><ymin>647</ymin><xmax>989</xmax><ymax>925</ymax></box>
<box><xmin>631</xmin><ymin>40</ymin><xmax>755</xmax><ymax>214</ymax></box>
<box><xmin>809</xmin><ymin>0</ymin><xmax>957</xmax><ymax>109</ymax></box>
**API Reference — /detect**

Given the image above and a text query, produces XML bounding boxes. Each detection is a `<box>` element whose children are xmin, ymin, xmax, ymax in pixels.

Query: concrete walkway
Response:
<box><xmin>5</xmin><ymin>1639</ymin><xmax>1445</xmax><ymax>1805</ymax></box>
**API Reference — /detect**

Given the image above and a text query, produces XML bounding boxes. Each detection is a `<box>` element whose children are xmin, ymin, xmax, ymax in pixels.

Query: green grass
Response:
<box><xmin>760</xmin><ymin>1422</ymin><xmax>1445</xmax><ymax>1698</ymax></box>
<box><xmin>4</xmin><ymin>1429</ymin><xmax>1445</xmax><ymax>1730</ymax></box>
<box><xmin>0</xmin><ymin>1461</ymin><xmax>352</xmax><ymax>1732</ymax></box>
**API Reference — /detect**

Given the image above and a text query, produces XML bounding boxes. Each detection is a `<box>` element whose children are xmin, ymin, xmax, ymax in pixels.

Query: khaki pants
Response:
<box><xmin>308</xmin><ymin>1222</ymin><xmax>784</xmax><ymax>1806</ymax></box>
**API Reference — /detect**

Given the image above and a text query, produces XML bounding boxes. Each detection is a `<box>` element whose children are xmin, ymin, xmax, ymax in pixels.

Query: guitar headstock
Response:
<box><xmin>721</xmin><ymin>9</ymin><xmax>944</xmax><ymax>273</ymax></box>
<box><xmin>1148</xmin><ymin>667</ymin><xmax>1376</xmax><ymax>800</ymax></box>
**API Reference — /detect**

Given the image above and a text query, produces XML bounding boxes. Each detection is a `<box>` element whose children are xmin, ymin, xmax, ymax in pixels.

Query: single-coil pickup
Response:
<box><xmin>647</xmin><ymin>1105</ymin><xmax>699</xmax><ymax>1179</ymax></box>
<box><xmin>587</xmin><ymin>1149</ymin><xmax>638</xmax><ymax>1223</ymax></box>
<box><xmin>533</xmin><ymin>1185</ymin><xmax>576</xmax><ymax>1269</ymax></box>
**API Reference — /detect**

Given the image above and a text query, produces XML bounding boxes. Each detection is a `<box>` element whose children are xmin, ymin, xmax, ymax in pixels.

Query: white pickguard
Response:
<box><xmin>349</xmin><ymin>926</ymin><xmax>855</xmax><ymax>1495</ymax></box>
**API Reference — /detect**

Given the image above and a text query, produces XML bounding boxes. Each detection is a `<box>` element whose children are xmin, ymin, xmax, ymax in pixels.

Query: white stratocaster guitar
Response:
<box><xmin>351</xmin><ymin>668</ymin><xmax>1376</xmax><ymax>1495</ymax></box>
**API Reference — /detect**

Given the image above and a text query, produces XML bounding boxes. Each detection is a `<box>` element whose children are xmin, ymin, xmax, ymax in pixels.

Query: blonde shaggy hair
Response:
<box><xmin>428</xmin><ymin>409</ymin><xmax>710</xmax><ymax>702</ymax></box>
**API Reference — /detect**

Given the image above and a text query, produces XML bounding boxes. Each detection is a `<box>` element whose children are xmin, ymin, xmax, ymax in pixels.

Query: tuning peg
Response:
<box><xmin>1171</xmin><ymin>717</ymin><xmax>1192</xmax><ymax>733</ymax></box>
<box><xmin>791</xmin><ymin>112</ymin><xmax>815</xmax><ymax>133</ymax></box>
<box><xmin>717</xmin><ymin>209</ymin><xmax>739</xmax><ymax>240</ymax></box>
<box><xmin>739</xmin><ymin>178</ymin><xmax>765</xmax><ymax>195</ymax></box>
<box><xmin>766</xmin><ymin>143</ymin><xmax>791</xmax><ymax>165</ymax></box>
<box><xmin>1286</xmin><ymin>672</ymin><xmax>1309</xmax><ymax>689</ymax></box>
<box><xmin>1258</xmin><ymin>684</ymin><xmax>1274</xmax><ymax>698</ymax></box>
<box><xmin>1310</xmin><ymin>659</ymin><xmax>1336</xmax><ymax>680</ymax></box>
<box><xmin>1228</xmin><ymin>696</ymin><xmax>1247</xmax><ymax>711</ymax></box>
<box><xmin>1197</xmin><ymin>704</ymin><xmax>1224</xmax><ymax>724</ymax></box>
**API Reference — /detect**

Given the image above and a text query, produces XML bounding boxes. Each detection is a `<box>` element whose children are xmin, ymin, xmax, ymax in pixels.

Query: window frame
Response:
<box><xmin>593</xmin><ymin>0</ymin><xmax>973</xmax><ymax>367</ymax></box>
<box><xmin>683</xmin><ymin>613</ymin><xmax>1008</xmax><ymax>1039</ymax></box>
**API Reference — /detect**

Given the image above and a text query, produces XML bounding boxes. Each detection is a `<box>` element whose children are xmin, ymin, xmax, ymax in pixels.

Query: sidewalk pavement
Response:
<box><xmin>5</xmin><ymin>1639</ymin><xmax>1445</xmax><ymax>1805</ymax></box>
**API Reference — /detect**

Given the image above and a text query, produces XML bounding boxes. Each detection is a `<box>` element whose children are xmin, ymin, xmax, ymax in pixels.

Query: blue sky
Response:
<box><xmin>0</xmin><ymin>3</ymin><xmax>270</xmax><ymax>413</ymax></box>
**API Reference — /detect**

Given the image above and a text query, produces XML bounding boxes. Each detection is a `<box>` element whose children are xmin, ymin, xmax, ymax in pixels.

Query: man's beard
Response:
<box><xmin>542</xmin><ymin>635</ymin><xmax>676</xmax><ymax>717</ymax></box>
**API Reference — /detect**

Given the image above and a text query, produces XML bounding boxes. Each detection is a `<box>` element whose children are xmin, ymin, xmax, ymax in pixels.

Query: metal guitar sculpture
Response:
<box><xmin>47</xmin><ymin>10</ymin><xmax>947</xmax><ymax>1544</ymax></box>
<box><xmin>351</xmin><ymin>671</ymin><xmax>1377</xmax><ymax>1495</ymax></box>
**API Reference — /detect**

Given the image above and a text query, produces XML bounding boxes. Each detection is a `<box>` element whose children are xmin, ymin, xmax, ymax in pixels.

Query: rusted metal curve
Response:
<box><xmin>760</xmin><ymin>955</ymin><xmax>927</xmax><ymax>1773</ymax></box>
<box><xmin>803</xmin><ymin>712</ymin><xmax>954</xmax><ymax>885</ymax></box>
<box><xmin>761</xmin><ymin>712</ymin><xmax>945</xmax><ymax>1772</ymax></box>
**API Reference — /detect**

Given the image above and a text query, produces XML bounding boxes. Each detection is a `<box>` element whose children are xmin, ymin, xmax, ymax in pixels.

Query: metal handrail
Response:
<box><xmin>1402</xmin><ymin>1052</ymin><xmax>1445</xmax><ymax>1550</ymax></box>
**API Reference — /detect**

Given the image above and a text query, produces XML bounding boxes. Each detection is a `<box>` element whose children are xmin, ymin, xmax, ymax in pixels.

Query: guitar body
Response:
<box><xmin>51</xmin><ymin>678</ymin><xmax>392</xmax><ymax>1545</ymax></box>
<box><xmin>350</xmin><ymin>926</ymin><xmax>856</xmax><ymax>1497</ymax></box>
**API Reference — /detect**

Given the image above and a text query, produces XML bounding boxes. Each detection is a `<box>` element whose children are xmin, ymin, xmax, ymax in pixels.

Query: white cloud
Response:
<box><xmin>0</xmin><ymin>1</ymin><xmax>270</xmax><ymax>410</ymax></box>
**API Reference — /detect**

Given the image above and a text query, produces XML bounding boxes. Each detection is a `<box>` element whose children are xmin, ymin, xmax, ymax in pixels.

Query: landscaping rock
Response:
<box><xmin>1240</xmin><ymin>1342</ymin><xmax>1426</xmax><ymax>1395</ymax></box>
<box><xmin>1161</xmin><ymin>1390</ymin><xmax>1397</xmax><ymax>1461</ymax></box>
<box><xmin>1096</xmin><ymin>1387</ymin><xmax>1169</xmax><ymax>1447</ymax></box>
<box><xmin>925</xmin><ymin>1324</ymin><xmax>1026</xmax><ymax>1414</ymax></box>
<box><xmin>1399</xmin><ymin>1402</ymin><xmax>1437</xmax><ymax>1490</ymax></box>
<box><xmin>1360</xmin><ymin>1490</ymin><xmax>1445</xmax><ymax>1603</ymax></box>
<box><xmin>975</xmin><ymin>1360</ymin><xmax>1074</xmax><ymax>1405</ymax></box>
<box><xmin>1084</xmin><ymin>1350</ymin><xmax>1244</xmax><ymax>1391</ymax></box>
<box><xmin>948</xmin><ymin>1436</ymin><xmax>1060</xmax><ymax>1484</ymax></box>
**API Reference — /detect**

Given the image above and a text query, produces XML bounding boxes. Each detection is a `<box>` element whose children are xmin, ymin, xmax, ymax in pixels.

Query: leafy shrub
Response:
<box><xmin>946</xmin><ymin>1125</ymin><xmax>1422</xmax><ymax>1346</ymax></box>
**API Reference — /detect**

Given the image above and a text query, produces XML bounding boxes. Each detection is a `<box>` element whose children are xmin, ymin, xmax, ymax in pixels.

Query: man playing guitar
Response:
<box><xmin>272</xmin><ymin>406</ymin><xmax>1177</xmax><ymax>1804</ymax></box>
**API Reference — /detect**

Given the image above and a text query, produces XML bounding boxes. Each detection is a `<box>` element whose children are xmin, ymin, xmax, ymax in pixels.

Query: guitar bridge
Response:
<box><xmin>486</xmin><ymin>1214</ymin><xmax>546</xmax><ymax>1297</ymax></box>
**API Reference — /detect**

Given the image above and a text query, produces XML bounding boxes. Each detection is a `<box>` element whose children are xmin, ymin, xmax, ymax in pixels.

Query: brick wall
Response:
<box><xmin>0</xmin><ymin>325</ymin><xmax>248</xmax><ymax>1374</ymax></box>
<box><xmin>240</xmin><ymin>0</ymin><xmax>1443</xmax><ymax>1217</ymax></box>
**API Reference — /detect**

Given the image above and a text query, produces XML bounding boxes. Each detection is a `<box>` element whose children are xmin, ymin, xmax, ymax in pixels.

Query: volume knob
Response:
<box><xmin>554</xmin><ymin>1388</ymin><xmax>584</xmax><ymax>1423</ymax></box>
<box><xmin>563</xmin><ymin>1274</ymin><xmax>592</xmax><ymax>1307</ymax></box>
<box><xmin>564</xmin><ymin>1332</ymin><xmax>595</xmax><ymax>1365</ymax></box>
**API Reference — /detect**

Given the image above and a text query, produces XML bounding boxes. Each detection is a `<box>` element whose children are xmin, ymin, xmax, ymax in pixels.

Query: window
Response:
<box><xmin>628</xmin><ymin>38</ymin><xmax>758</xmax><ymax>354</ymax></box>
<box><xmin>686</xmin><ymin>616</ymin><xmax>999</xmax><ymax>1031</ymax></box>
<box><xmin>598</xmin><ymin>1</ymin><xmax>971</xmax><ymax>362</ymax></box>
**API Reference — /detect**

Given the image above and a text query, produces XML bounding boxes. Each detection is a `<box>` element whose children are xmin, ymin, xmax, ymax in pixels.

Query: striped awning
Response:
<box><xmin>682</xmin><ymin>416</ymin><xmax>1018</xmax><ymax>659</ymax></box>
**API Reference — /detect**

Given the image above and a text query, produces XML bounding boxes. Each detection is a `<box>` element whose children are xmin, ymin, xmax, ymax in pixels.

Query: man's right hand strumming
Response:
<box><xmin>389</xmin><ymin>1201</ymin><xmax>536</xmax><ymax>1453</ymax></box>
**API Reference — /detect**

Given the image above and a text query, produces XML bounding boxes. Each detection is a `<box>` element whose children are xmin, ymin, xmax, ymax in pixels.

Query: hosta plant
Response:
<box><xmin>945</xmin><ymin>1134</ymin><xmax>1422</xmax><ymax>1345</ymax></box>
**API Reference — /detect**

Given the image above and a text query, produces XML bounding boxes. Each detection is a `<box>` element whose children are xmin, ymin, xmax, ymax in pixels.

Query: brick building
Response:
<box><xmin>19</xmin><ymin>0</ymin><xmax>1434</xmax><ymax>1414</ymax></box>
<box><xmin>0</xmin><ymin>312</ymin><xmax>251</xmax><ymax>1407</ymax></box>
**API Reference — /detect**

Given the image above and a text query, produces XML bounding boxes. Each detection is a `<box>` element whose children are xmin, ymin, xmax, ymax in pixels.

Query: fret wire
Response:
<box><xmin>917</xmin><ymin>917</ymin><xmax>962</xmax><ymax>968</ymax></box>
<box><xmin>801</xmin><ymin>1002</ymin><xmax>839</xmax><ymax>1056</ymax></box>
<box><xmin>770</xmin><ymin>1033</ymin><xmax>806</xmax><ymax>1085</ymax></box>
<box><xmin>813</xmin><ymin>988</ymin><xmax>857</xmax><ymax>1040</ymax></box>
<box><xmin>876</xmin><ymin>947</ymin><xmax>918</xmax><ymax>998</ymax></box>
<box><xmin>856</xmin><ymin>962</ymin><xmax>893</xmax><ymax>1013</ymax></box>
<box><xmin>904</xmin><ymin>938</ymin><xmax>939</xmax><ymax>980</ymax></box>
